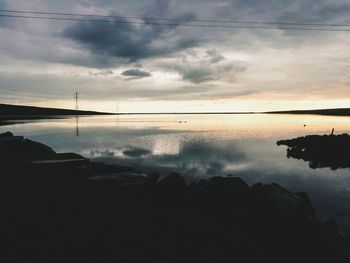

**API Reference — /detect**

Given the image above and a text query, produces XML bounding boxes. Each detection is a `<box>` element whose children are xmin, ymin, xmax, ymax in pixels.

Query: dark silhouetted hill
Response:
<box><xmin>269</xmin><ymin>108</ymin><xmax>350</xmax><ymax>116</ymax></box>
<box><xmin>0</xmin><ymin>103</ymin><xmax>110</xmax><ymax>117</ymax></box>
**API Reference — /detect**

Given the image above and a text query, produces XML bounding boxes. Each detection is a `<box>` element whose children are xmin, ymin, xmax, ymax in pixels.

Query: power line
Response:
<box><xmin>0</xmin><ymin>13</ymin><xmax>349</xmax><ymax>32</ymax></box>
<box><xmin>1</xmin><ymin>8</ymin><xmax>350</xmax><ymax>27</ymax></box>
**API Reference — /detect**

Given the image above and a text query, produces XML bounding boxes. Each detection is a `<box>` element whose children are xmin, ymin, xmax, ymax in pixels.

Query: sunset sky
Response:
<box><xmin>0</xmin><ymin>0</ymin><xmax>349</xmax><ymax>113</ymax></box>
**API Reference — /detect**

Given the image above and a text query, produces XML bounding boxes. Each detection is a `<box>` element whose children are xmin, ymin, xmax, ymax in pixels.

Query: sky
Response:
<box><xmin>0</xmin><ymin>0</ymin><xmax>349</xmax><ymax>113</ymax></box>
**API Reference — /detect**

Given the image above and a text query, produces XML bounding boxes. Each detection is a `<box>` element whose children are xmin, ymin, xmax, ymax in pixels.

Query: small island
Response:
<box><xmin>277</xmin><ymin>133</ymin><xmax>350</xmax><ymax>170</ymax></box>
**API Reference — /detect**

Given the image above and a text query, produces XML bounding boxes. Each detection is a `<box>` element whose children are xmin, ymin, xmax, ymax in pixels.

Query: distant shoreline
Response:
<box><xmin>0</xmin><ymin>103</ymin><xmax>112</xmax><ymax>120</ymax></box>
<box><xmin>267</xmin><ymin>108</ymin><xmax>350</xmax><ymax>116</ymax></box>
<box><xmin>102</xmin><ymin>108</ymin><xmax>350</xmax><ymax>116</ymax></box>
<box><xmin>2</xmin><ymin>103</ymin><xmax>350</xmax><ymax>118</ymax></box>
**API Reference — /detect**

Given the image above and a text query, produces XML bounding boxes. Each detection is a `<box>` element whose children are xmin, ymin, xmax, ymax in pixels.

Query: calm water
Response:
<box><xmin>2</xmin><ymin>114</ymin><xmax>350</xmax><ymax>232</ymax></box>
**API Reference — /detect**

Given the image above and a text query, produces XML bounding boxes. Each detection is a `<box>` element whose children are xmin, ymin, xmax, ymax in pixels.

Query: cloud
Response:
<box><xmin>0</xmin><ymin>70</ymin><xmax>259</xmax><ymax>104</ymax></box>
<box><xmin>62</xmin><ymin>14</ymin><xmax>199</xmax><ymax>65</ymax></box>
<box><xmin>1</xmin><ymin>0</ymin><xmax>350</xmax><ymax>110</ymax></box>
<box><xmin>180</xmin><ymin>68</ymin><xmax>214</xmax><ymax>83</ymax></box>
<box><xmin>206</xmin><ymin>49</ymin><xmax>225</xmax><ymax>64</ymax></box>
<box><xmin>121</xmin><ymin>69</ymin><xmax>151</xmax><ymax>79</ymax></box>
<box><xmin>89</xmin><ymin>70</ymin><xmax>114</xmax><ymax>77</ymax></box>
<box><xmin>162</xmin><ymin>49</ymin><xmax>247</xmax><ymax>84</ymax></box>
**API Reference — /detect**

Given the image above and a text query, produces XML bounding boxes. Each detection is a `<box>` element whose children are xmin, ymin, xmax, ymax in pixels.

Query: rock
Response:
<box><xmin>146</xmin><ymin>173</ymin><xmax>160</xmax><ymax>182</ymax></box>
<box><xmin>18</xmin><ymin>139</ymin><xmax>56</xmax><ymax>160</ymax></box>
<box><xmin>295</xmin><ymin>192</ymin><xmax>316</xmax><ymax>218</ymax></box>
<box><xmin>252</xmin><ymin>183</ymin><xmax>316</xmax><ymax>218</ymax></box>
<box><xmin>0</xmin><ymin>135</ymin><xmax>24</xmax><ymax>143</ymax></box>
<box><xmin>188</xmin><ymin>179</ymin><xmax>208</xmax><ymax>191</ymax></box>
<box><xmin>205</xmin><ymin>176</ymin><xmax>251</xmax><ymax>198</ymax></box>
<box><xmin>208</xmin><ymin>176</ymin><xmax>250</xmax><ymax>190</ymax></box>
<box><xmin>0</xmin><ymin>131</ymin><xmax>13</xmax><ymax>138</ymax></box>
<box><xmin>0</xmin><ymin>135</ymin><xmax>56</xmax><ymax>161</ymax></box>
<box><xmin>156</xmin><ymin>173</ymin><xmax>187</xmax><ymax>206</ymax></box>
<box><xmin>54</xmin><ymin>152</ymin><xmax>87</xmax><ymax>160</ymax></box>
<box><xmin>325</xmin><ymin>218</ymin><xmax>339</xmax><ymax>235</ymax></box>
<box><xmin>158</xmin><ymin>172</ymin><xmax>186</xmax><ymax>190</ymax></box>
<box><xmin>24</xmin><ymin>138</ymin><xmax>56</xmax><ymax>154</ymax></box>
<box><xmin>193</xmin><ymin>177</ymin><xmax>253</xmax><ymax>211</ymax></box>
<box><xmin>277</xmin><ymin>134</ymin><xmax>350</xmax><ymax>169</ymax></box>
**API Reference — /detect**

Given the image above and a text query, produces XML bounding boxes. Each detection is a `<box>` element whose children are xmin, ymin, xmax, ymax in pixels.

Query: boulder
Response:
<box><xmin>158</xmin><ymin>172</ymin><xmax>186</xmax><ymax>190</ymax></box>
<box><xmin>252</xmin><ymin>183</ymin><xmax>316</xmax><ymax>218</ymax></box>
<box><xmin>0</xmin><ymin>131</ymin><xmax>13</xmax><ymax>138</ymax></box>
<box><xmin>325</xmin><ymin>218</ymin><xmax>339</xmax><ymax>235</ymax></box>
<box><xmin>22</xmin><ymin>139</ymin><xmax>56</xmax><ymax>158</ymax></box>
<box><xmin>189</xmin><ymin>177</ymin><xmax>253</xmax><ymax>212</ymax></box>
<box><xmin>0</xmin><ymin>132</ymin><xmax>57</xmax><ymax>161</ymax></box>
<box><xmin>202</xmin><ymin>176</ymin><xmax>252</xmax><ymax>199</ymax></box>
<box><xmin>295</xmin><ymin>192</ymin><xmax>316</xmax><ymax>218</ymax></box>
<box><xmin>208</xmin><ymin>176</ymin><xmax>250</xmax><ymax>192</ymax></box>
<box><xmin>146</xmin><ymin>173</ymin><xmax>160</xmax><ymax>182</ymax></box>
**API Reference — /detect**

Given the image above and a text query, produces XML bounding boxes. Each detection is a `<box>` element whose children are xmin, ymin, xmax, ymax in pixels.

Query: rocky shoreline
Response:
<box><xmin>277</xmin><ymin>133</ymin><xmax>350</xmax><ymax>169</ymax></box>
<box><xmin>1</xmin><ymin>132</ymin><xmax>349</xmax><ymax>262</ymax></box>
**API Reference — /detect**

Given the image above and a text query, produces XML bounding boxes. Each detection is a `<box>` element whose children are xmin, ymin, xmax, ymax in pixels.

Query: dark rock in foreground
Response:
<box><xmin>0</xmin><ymin>132</ymin><xmax>349</xmax><ymax>262</ymax></box>
<box><xmin>277</xmin><ymin>133</ymin><xmax>350</xmax><ymax>169</ymax></box>
<box><xmin>0</xmin><ymin>131</ymin><xmax>144</xmax><ymax>181</ymax></box>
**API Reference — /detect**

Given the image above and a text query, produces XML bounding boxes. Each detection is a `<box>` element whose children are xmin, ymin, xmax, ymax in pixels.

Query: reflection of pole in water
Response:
<box><xmin>75</xmin><ymin>115</ymin><xmax>80</xmax><ymax>137</ymax></box>
<box><xmin>74</xmin><ymin>92</ymin><xmax>80</xmax><ymax>136</ymax></box>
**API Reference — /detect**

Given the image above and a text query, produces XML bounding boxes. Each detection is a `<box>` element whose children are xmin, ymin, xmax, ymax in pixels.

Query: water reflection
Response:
<box><xmin>153</xmin><ymin>136</ymin><xmax>180</xmax><ymax>155</ymax></box>
<box><xmin>1</xmin><ymin>114</ymin><xmax>350</xmax><ymax>232</ymax></box>
<box><xmin>75</xmin><ymin>115</ymin><xmax>80</xmax><ymax>137</ymax></box>
<box><xmin>123</xmin><ymin>146</ymin><xmax>151</xmax><ymax>158</ymax></box>
<box><xmin>175</xmin><ymin>140</ymin><xmax>247</xmax><ymax>178</ymax></box>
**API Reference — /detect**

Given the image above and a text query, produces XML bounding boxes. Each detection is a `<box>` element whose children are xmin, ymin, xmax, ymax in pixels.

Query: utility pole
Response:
<box><xmin>74</xmin><ymin>92</ymin><xmax>79</xmax><ymax>111</ymax></box>
<box><xmin>115</xmin><ymin>102</ymin><xmax>119</xmax><ymax>127</ymax></box>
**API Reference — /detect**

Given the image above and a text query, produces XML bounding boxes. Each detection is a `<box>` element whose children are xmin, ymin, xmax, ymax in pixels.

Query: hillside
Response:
<box><xmin>269</xmin><ymin>108</ymin><xmax>350</xmax><ymax>116</ymax></box>
<box><xmin>0</xmin><ymin>103</ymin><xmax>110</xmax><ymax>117</ymax></box>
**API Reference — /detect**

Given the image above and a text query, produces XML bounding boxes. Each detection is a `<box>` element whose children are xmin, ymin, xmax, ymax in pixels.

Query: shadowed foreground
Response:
<box><xmin>1</xmin><ymin>132</ymin><xmax>349</xmax><ymax>262</ymax></box>
<box><xmin>277</xmin><ymin>133</ymin><xmax>350</xmax><ymax>169</ymax></box>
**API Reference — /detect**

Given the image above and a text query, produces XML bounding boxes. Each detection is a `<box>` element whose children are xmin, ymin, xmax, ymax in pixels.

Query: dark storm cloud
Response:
<box><xmin>121</xmin><ymin>69</ymin><xmax>151</xmax><ymax>79</ymax></box>
<box><xmin>0</xmin><ymin>0</ymin><xmax>9</xmax><ymax>26</ymax></box>
<box><xmin>62</xmin><ymin>15</ymin><xmax>199</xmax><ymax>64</ymax></box>
<box><xmin>272</xmin><ymin>1</ymin><xmax>350</xmax><ymax>24</ymax></box>
<box><xmin>180</xmin><ymin>68</ymin><xmax>214</xmax><ymax>84</ymax></box>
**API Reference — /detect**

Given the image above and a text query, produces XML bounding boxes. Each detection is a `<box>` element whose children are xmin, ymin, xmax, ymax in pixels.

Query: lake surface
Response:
<box><xmin>1</xmin><ymin>114</ymin><xmax>350</xmax><ymax>233</ymax></box>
